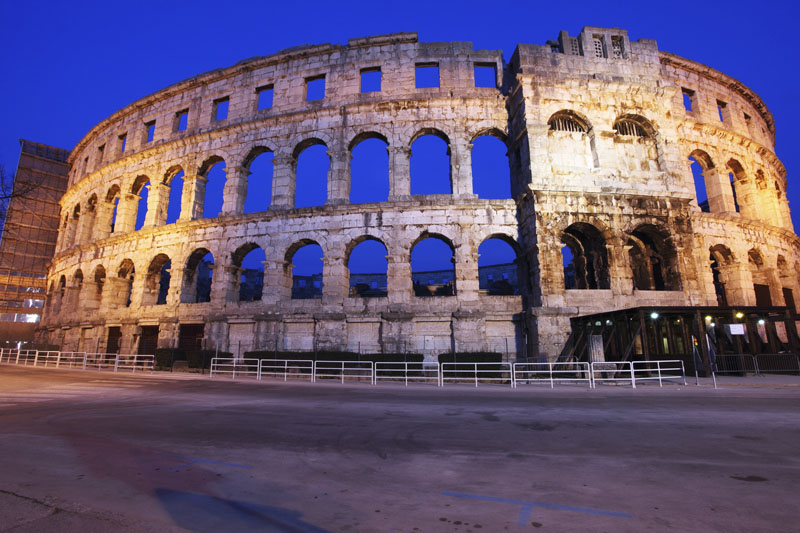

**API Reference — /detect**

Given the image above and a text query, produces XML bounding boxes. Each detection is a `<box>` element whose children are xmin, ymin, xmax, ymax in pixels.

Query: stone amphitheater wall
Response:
<box><xmin>40</xmin><ymin>28</ymin><xmax>800</xmax><ymax>360</ymax></box>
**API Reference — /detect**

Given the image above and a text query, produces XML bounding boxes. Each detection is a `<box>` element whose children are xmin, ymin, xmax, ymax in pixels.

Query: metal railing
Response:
<box><xmin>210</xmin><ymin>358</ymin><xmax>260</xmax><ymax>379</ymax></box>
<box><xmin>440</xmin><ymin>362</ymin><xmax>514</xmax><ymax>387</ymax></box>
<box><xmin>631</xmin><ymin>360</ymin><xmax>687</xmax><ymax>387</ymax></box>
<box><xmin>590</xmin><ymin>361</ymin><xmax>636</xmax><ymax>388</ymax></box>
<box><xmin>258</xmin><ymin>359</ymin><xmax>314</xmax><ymax>382</ymax></box>
<box><xmin>374</xmin><ymin>362</ymin><xmax>440</xmax><ymax>386</ymax></box>
<box><xmin>0</xmin><ymin>349</ymin><xmax>154</xmax><ymax>373</ymax></box>
<box><xmin>513</xmin><ymin>362</ymin><xmax>593</xmax><ymax>388</ymax></box>
<box><xmin>313</xmin><ymin>361</ymin><xmax>375</xmax><ymax>384</ymax></box>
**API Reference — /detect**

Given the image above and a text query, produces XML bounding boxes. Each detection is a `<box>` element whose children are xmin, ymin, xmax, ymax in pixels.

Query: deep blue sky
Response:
<box><xmin>2</xmin><ymin>0</ymin><xmax>798</xmax><ymax>234</ymax></box>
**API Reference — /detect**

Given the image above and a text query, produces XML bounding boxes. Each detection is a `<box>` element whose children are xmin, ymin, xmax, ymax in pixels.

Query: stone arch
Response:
<box><xmin>627</xmin><ymin>224</ymin><xmax>681</xmax><ymax>291</ymax></box>
<box><xmin>478</xmin><ymin>234</ymin><xmax>520</xmax><ymax>295</ymax></box>
<box><xmin>87</xmin><ymin>264</ymin><xmax>106</xmax><ymax>310</ymax></box>
<box><xmin>411</xmin><ymin>232</ymin><xmax>456</xmax><ymax>297</ymax></box>
<box><xmin>409</xmin><ymin>127</ymin><xmax>450</xmax><ymax>146</ymax></box>
<box><xmin>286</xmin><ymin>239</ymin><xmax>324</xmax><ymax>299</ymax></box>
<box><xmin>231</xmin><ymin>242</ymin><xmax>265</xmax><ymax>302</ymax></box>
<box><xmin>410</xmin><ymin>128</ymin><xmax>451</xmax><ymax>195</ymax></box>
<box><xmin>130</xmin><ymin>175</ymin><xmax>150</xmax><ymax>231</ymax></box>
<box><xmin>561</xmin><ymin>223</ymin><xmax>610</xmax><ymax>290</ymax></box>
<box><xmin>471</xmin><ymin>130</ymin><xmax>511</xmax><ymax>199</ymax></box>
<box><xmin>613</xmin><ymin>114</ymin><xmax>660</xmax><ymax>172</ymax></box>
<box><xmin>726</xmin><ymin>158</ymin><xmax>747</xmax><ymax>214</ymax></box>
<box><xmin>547</xmin><ymin>110</ymin><xmax>590</xmax><ymax>133</ymax></box>
<box><xmin>55</xmin><ymin>275</ymin><xmax>67</xmax><ymax>314</ymax></box>
<box><xmin>292</xmin><ymin>137</ymin><xmax>328</xmax><ymax>160</ymax></box>
<box><xmin>345</xmin><ymin>235</ymin><xmax>388</xmax><ymax>298</ymax></box>
<box><xmin>293</xmin><ymin>138</ymin><xmax>329</xmax><ymax>208</ymax></box>
<box><xmin>349</xmin><ymin>132</ymin><xmax>389</xmax><ymax>204</ymax></box>
<box><xmin>198</xmin><ymin>155</ymin><xmax>227</xmax><ymax>219</ymax></box>
<box><xmin>116</xmin><ymin>258</ymin><xmax>136</xmax><ymax>309</ymax></box>
<box><xmin>80</xmin><ymin>194</ymin><xmax>98</xmax><ymax>245</ymax></box>
<box><xmin>241</xmin><ymin>145</ymin><xmax>274</xmax><ymax>169</ymax></box>
<box><xmin>241</xmin><ymin>145</ymin><xmax>275</xmax><ymax>214</ymax></box>
<box><xmin>709</xmin><ymin>244</ymin><xmax>736</xmax><ymax>306</ymax></box>
<box><xmin>181</xmin><ymin>248</ymin><xmax>214</xmax><ymax>303</ymax></box>
<box><xmin>469</xmin><ymin>127</ymin><xmax>507</xmax><ymax>144</ymax></box>
<box><xmin>143</xmin><ymin>253</ymin><xmax>171</xmax><ymax>306</ymax></box>
<box><xmin>688</xmin><ymin>149</ymin><xmax>716</xmax><ymax>213</ymax></box>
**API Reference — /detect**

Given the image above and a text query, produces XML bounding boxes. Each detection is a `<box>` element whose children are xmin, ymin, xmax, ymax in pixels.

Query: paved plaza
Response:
<box><xmin>1</xmin><ymin>366</ymin><xmax>798</xmax><ymax>532</ymax></box>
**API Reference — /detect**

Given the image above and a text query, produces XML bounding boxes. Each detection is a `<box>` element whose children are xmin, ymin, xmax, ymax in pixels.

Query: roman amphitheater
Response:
<box><xmin>38</xmin><ymin>27</ymin><xmax>800</xmax><ymax>361</ymax></box>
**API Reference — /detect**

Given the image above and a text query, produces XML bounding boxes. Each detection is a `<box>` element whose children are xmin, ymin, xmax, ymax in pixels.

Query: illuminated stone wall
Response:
<box><xmin>39</xmin><ymin>28</ymin><xmax>800</xmax><ymax>360</ymax></box>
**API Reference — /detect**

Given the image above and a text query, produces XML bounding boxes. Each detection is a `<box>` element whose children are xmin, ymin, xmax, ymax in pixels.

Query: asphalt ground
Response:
<box><xmin>0</xmin><ymin>366</ymin><xmax>798</xmax><ymax>532</ymax></box>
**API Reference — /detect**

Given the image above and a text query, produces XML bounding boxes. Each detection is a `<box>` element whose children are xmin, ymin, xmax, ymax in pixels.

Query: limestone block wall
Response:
<box><xmin>39</xmin><ymin>28</ymin><xmax>800</xmax><ymax>360</ymax></box>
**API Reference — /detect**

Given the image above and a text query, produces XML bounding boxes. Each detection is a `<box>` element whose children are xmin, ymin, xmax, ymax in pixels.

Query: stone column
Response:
<box><xmin>270</xmin><ymin>153</ymin><xmax>295</xmax><ymax>209</ymax></box>
<box><xmin>380</xmin><ymin>311</ymin><xmax>415</xmax><ymax>355</ymax></box>
<box><xmin>63</xmin><ymin>216</ymin><xmax>78</xmax><ymax>250</ymax></box>
<box><xmin>326</xmin><ymin>148</ymin><xmax>350</xmax><ymax>205</ymax></box>
<box><xmin>608</xmin><ymin>237</ymin><xmax>634</xmax><ymax>296</ymax></box>
<box><xmin>180</xmin><ymin>174</ymin><xmax>207</xmax><ymax>221</ymax></box>
<box><xmin>225</xmin><ymin>265</ymin><xmax>242</xmax><ymax>302</ymax></box>
<box><xmin>454</xmin><ymin>242</ymin><xmax>479</xmax><ymax>302</ymax></box>
<box><xmin>144</xmin><ymin>182</ymin><xmax>169</xmax><ymax>228</ymax></box>
<box><xmin>705</xmin><ymin>168</ymin><xmax>737</xmax><ymax>214</ymax></box>
<box><xmin>386</xmin><ymin>253</ymin><xmax>412</xmax><ymax>304</ymax></box>
<box><xmin>451</xmin><ymin>311</ymin><xmax>487</xmax><ymax>353</ymax></box>
<box><xmin>722</xmin><ymin>262</ymin><xmax>755</xmax><ymax>306</ymax></box>
<box><xmin>734</xmin><ymin>178</ymin><xmax>759</xmax><ymax>221</ymax></box>
<box><xmin>77</xmin><ymin>207</ymin><xmax>96</xmax><ymax>246</ymax></box>
<box><xmin>450</xmin><ymin>139</ymin><xmax>474</xmax><ymax>197</ymax></box>
<box><xmin>222</xmin><ymin>166</ymin><xmax>250</xmax><ymax>216</ymax></box>
<box><xmin>94</xmin><ymin>201</ymin><xmax>114</xmax><ymax>240</ymax></box>
<box><xmin>322</xmin><ymin>254</ymin><xmax>348</xmax><ymax>301</ymax></box>
<box><xmin>262</xmin><ymin>259</ymin><xmax>290</xmax><ymax>305</ymax></box>
<box><xmin>81</xmin><ymin>281</ymin><xmax>101</xmax><ymax>313</ymax></box>
<box><xmin>765</xmin><ymin>268</ymin><xmax>786</xmax><ymax>307</ymax></box>
<box><xmin>115</xmin><ymin>193</ymin><xmax>140</xmax><ymax>234</ymax></box>
<box><xmin>388</xmin><ymin>146</ymin><xmax>411</xmax><ymax>199</ymax></box>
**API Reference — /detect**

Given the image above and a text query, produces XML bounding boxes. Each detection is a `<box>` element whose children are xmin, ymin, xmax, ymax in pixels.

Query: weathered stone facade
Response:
<box><xmin>39</xmin><ymin>28</ymin><xmax>799</xmax><ymax>360</ymax></box>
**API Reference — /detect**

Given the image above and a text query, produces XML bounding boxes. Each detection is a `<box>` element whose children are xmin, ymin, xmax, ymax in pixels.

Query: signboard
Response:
<box><xmin>727</xmin><ymin>323</ymin><xmax>745</xmax><ymax>335</ymax></box>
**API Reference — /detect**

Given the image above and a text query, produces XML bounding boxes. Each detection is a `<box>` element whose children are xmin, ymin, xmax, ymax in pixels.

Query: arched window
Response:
<box><xmin>232</xmin><ymin>244</ymin><xmax>265</xmax><ymax>302</ymax></box>
<box><xmin>165</xmin><ymin>167</ymin><xmax>184</xmax><ymax>224</ymax></box>
<box><xmin>289</xmin><ymin>242</ymin><xmax>323</xmax><ymax>299</ymax></box>
<box><xmin>627</xmin><ymin>225</ymin><xmax>680</xmax><ymax>291</ymax></box>
<box><xmin>561</xmin><ymin>223</ymin><xmax>610</xmax><ymax>289</ymax></box>
<box><xmin>243</xmin><ymin>148</ymin><xmax>274</xmax><ymax>213</ymax></box>
<box><xmin>478</xmin><ymin>237</ymin><xmax>518</xmax><ymax>295</ymax></box>
<box><xmin>688</xmin><ymin>150</ymin><xmax>714</xmax><ymax>213</ymax></box>
<box><xmin>105</xmin><ymin>185</ymin><xmax>121</xmax><ymax>234</ymax></box>
<box><xmin>471</xmin><ymin>133</ymin><xmax>510</xmax><ymax>199</ymax></box>
<box><xmin>748</xmin><ymin>248</ymin><xmax>771</xmax><ymax>306</ymax></box>
<box><xmin>294</xmin><ymin>140</ymin><xmax>328</xmax><ymax>208</ymax></box>
<box><xmin>199</xmin><ymin>157</ymin><xmax>226</xmax><ymax>218</ymax></box>
<box><xmin>411</xmin><ymin>235</ymin><xmax>455</xmax><ymax>297</ymax></box>
<box><xmin>117</xmin><ymin>259</ymin><xmax>135</xmax><ymax>308</ymax></box>
<box><xmin>347</xmin><ymin>238</ymin><xmax>388</xmax><ymax>297</ymax></box>
<box><xmin>350</xmin><ymin>134</ymin><xmax>389</xmax><ymax>204</ymax></box>
<box><xmin>182</xmin><ymin>249</ymin><xmax>213</xmax><ymax>303</ymax></box>
<box><xmin>410</xmin><ymin>130</ymin><xmax>450</xmax><ymax>195</ymax></box>
<box><xmin>131</xmin><ymin>175</ymin><xmax>150</xmax><ymax>231</ymax></box>
<box><xmin>614</xmin><ymin>117</ymin><xmax>650</xmax><ymax>138</ymax></box>
<box><xmin>548</xmin><ymin>112</ymin><xmax>587</xmax><ymax>133</ymax></box>
<box><xmin>709</xmin><ymin>245</ymin><xmax>735</xmax><ymax>307</ymax></box>
<box><xmin>144</xmin><ymin>254</ymin><xmax>171</xmax><ymax>306</ymax></box>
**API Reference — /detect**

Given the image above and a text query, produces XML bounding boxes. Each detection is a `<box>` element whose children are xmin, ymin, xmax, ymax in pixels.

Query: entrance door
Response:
<box><xmin>106</xmin><ymin>326</ymin><xmax>122</xmax><ymax>354</ymax></box>
<box><xmin>138</xmin><ymin>326</ymin><xmax>159</xmax><ymax>355</ymax></box>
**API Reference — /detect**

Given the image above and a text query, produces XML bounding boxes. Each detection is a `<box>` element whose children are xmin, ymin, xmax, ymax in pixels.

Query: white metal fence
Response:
<box><xmin>258</xmin><ymin>359</ymin><xmax>314</xmax><ymax>382</ymax></box>
<box><xmin>313</xmin><ymin>361</ymin><xmax>375</xmax><ymax>384</ymax></box>
<box><xmin>440</xmin><ymin>362</ymin><xmax>514</xmax><ymax>387</ymax></box>
<box><xmin>210</xmin><ymin>358</ymin><xmax>260</xmax><ymax>379</ymax></box>
<box><xmin>591</xmin><ymin>361</ymin><xmax>636</xmax><ymax>388</ymax></box>
<box><xmin>632</xmin><ymin>360</ymin><xmax>687</xmax><ymax>387</ymax></box>
<box><xmin>374</xmin><ymin>362</ymin><xmax>441</xmax><ymax>386</ymax></box>
<box><xmin>513</xmin><ymin>362</ymin><xmax>593</xmax><ymax>388</ymax></box>
<box><xmin>0</xmin><ymin>348</ymin><xmax>154</xmax><ymax>373</ymax></box>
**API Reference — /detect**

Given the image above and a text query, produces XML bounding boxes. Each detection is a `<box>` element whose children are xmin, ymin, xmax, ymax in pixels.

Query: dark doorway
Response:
<box><xmin>178</xmin><ymin>323</ymin><xmax>205</xmax><ymax>352</ymax></box>
<box><xmin>106</xmin><ymin>326</ymin><xmax>122</xmax><ymax>354</ymax></box>
<box><xmin>754</xmin><ymin>284</ymin><xmax>772</xmax><ymax>307</ymax></box>
<box><xmin>138</xmin><ymin>325</ymin><xmax>159</xmax><ymax>355</ymax></box>
<box><xmin>783</xmin><ymin>288</ymin><xmax>796</xmax><ymax>312</ymax></box>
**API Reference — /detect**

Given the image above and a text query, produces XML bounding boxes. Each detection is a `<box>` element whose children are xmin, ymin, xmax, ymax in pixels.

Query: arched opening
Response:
<box><xmin>410</xmin><ymin>131</ymin><xmax>450</xmax><ymax>195</ymax></box>
<box><xmin>232</xmin><ymin>244</ymin><xmax>265</xmax><ymax>302</ymax></box>
<box><xmin>87</xmin><ymin>265</ymin><xmax>105</xmax><ymax>310</ymax></box>
<box><xmin>117</xmin><ymin>259</ymin><xmax>135</xmax><ymax>308</ymax></box>
<box><xmin>105</xmin><ymin>185</ymin><xmax>120</xmax><ymax>233</ymax></box>
<box><xmin>165</xmin><ymin>167</ymin><xmax>184</xmax><ymax>224</ymax></box>
<box><xmin>478</xmin><ymin>237</ymin><xmax>518</xmax><ymax>295</ymax></box>
<box><xmin>411</xmin><ymin>235</ymin><xmax>455</xmax><ymax>297</ymax></box>
<box><xmin>613</xmin><ymin>115</ymin><xmax>659</xmax><ymax>172</ymax></box>
<box><xmin>471</xmin><ymin>134</ymin><xmax>510</xmax><ymax>199</ymax></box>
<box><xmin>289</xmin><ymin>242</ymin><xmax>323</xmax><ymax>299</ymax></box>
<box><xmin>131</xmin><ymin>175</ymin><xmax>150</xmax><ymax>231</ymax></box>
<box><xmin>56</xmin><ymin>275</ymin><xmax>66</xmax><ymax>313</ymax></box>
<box><xmin>709</xmin><ymin>245</ymin><xmax>735</xmax><ymax>306</ymax></box>
<box><xmin>243</xmin><ymin>149</ymin><xmax>274</xmax><ymax>213</ymax></box>
<box><xmin>294</xmin><ymin>140</ymin><xmax>328</xmax><ymax>208</ymax></box>
<box><xmin>347</xmin><ymin>238</ymin><xmax>388</xmax><ymax>297</ymax></box>
<box><xmin>72</xmin><ymin>269</ymin><xmax>84</xmax><ymax>309</ymax></box>
<box><xmin>627</xmin><ymin>225</ymin><xmax>680</xmax><ymax>291</ymax></box>
<box><xmin>546</xmin><ymin>111</ymin><xmax>596</xmax><ymax>173</ymax></box>
<box><xmin>67</xmin><ymin>203</ymin><xmax>80</xmax><ymax>248</ymax></box>
<box><xmin>727</xmin><ymin>159</ymin><xmax>745</xmax><ymax>213</ymax></box>
<box><xmin>199</xmin><ymin>157</ymin><xmax>226</xmax><ymax>219</ymax></box>
<box><xmin>144</xmin><ymin>254</ymin><xmax>171</xmax><ymax>306</ymax></box>
<box><xmin>182</xmin><ymin>249</ymin><xmax>213</xmax><ymax>303</ymax></box>
<box><xmin>748</xmin><ymin>248</ymin><xmax>771</xmax><ymax>306</ymax></box>
<box><xmin>688</xmin><ymin>150</ymin><xmax>714</xmax><ymax>213</ymax></box>
<box><xmin>350</xmin><ymin>134</ymin><xmax>389</xmax><ymax>203</ymax></box>
<box><xmin>561</xmin><ymin>223</ymin><xmax>610</xmax><ymax>289</ymax></box>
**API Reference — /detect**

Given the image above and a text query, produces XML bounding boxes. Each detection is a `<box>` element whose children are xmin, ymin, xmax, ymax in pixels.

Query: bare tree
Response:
<box><xmin>1</xmin><ymin>162</ymin><xmax>42</xmax><ymax>228</ymax></box>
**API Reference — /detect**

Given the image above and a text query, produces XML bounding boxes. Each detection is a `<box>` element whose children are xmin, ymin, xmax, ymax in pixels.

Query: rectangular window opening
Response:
<box><xmin>716</xmin><ymin>100</ymin><xmax>727</xmax><ymax>122</ymax></box>
<box><xmin>415</xmin><ymin>62</ymin><xmax>440</xmax><ymax>88</ymax></box>
<box><xmin>145</xmin><ymin>120</ymin><xmax>156</xmax><ymax>143</ymax></box>
<box><xmin>213</xmin><ymin>98</ymin><xmax>229</xmax><ymax>121</ymax></box>
<box><xmin>360</xmin><ymin>67</ymin><xmax>381</xmax><ymax>93</ymax></box>
<box><xmin>474</xmin><ymin>63</ymin><xmax>497</xmax><ymax>88</ymax></box>
<box><xmin>175</xmin><ymin>109</ymin><xmax>189</xmax><ymax>131</ymax></box>
<box><xmin>743</xmin><ymin>113</ymin><xmax>752</xmax><ymax>126</ymax></box>
<box><xmin>306</xmin><ymin>75</ymin><xmax>326</xmax><ymax>101</ymax></box>
<box><xmin>119</xmin><ymin>133</ymin><xmax>127</xmax><ymax>153</ymax></box>
<box><xmin>681</xmin><ymin>88</ymin><xmax>695</xmax><ymax>112</ymax></box>
<box><xmin>256</xmin><ymin>84</ymin><xmax>273</xmax><ymax>110</ymax></box>
<box><xmin>592</xmin><ymin>35</ymin><xmax>605</xmax><ymax>58</ymax></box>
<box><xmin>611</xmin><ymin>36</ymin><xmax>624</xmax><ymax>59</ymax></box>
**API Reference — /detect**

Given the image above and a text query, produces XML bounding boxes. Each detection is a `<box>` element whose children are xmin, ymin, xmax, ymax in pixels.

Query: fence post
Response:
<box><xmin>82</xmin><ymin>353</ymin><xmax>87</xmax><ymax>370</ymax></box>
<box><xmin>630</xmin><ymin>362</ymin><xmax>636</xmax><ymax>389</ymax></box>
<box><xmin>657</xmin><ymin>361</ymin><xmax>663</xmax><ymax>387</ymax></box>
<box><xmin>752</xmin><ymin>355</ymin><xmax>759</xmax><ymax>376</ymax></box>
<box><xmin>15</xmin><ymin>350</ymin><xmax>20</xmax><ymax>364</ymax></box>
<box><xmin>549</xmin><ymin>363</ymin><xmax>554</xmax><ymax>389</ymax></box>
<box><xmin>114</xmin><ymin>354</ymin><xmax>120</xmax><ymax>372</ymax></box>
